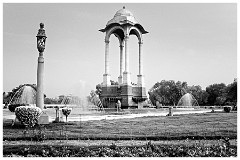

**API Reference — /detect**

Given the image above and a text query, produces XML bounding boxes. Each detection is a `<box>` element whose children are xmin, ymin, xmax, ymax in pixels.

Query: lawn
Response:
<box><xmin>3</xmin><ymin>111</ymin><xmax>237</xmax><ymax>157</ymax></box>
<box><xmin>3</xmin><ymin>111</ymin><xmax>237</xmax><ymax>140</ymax></box>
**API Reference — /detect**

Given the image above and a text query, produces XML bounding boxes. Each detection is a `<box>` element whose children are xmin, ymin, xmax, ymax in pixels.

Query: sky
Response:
<box><xmin>3</xmin><ymin>3</ymin><xmax>237</xmax><ymax>98</ymax></box>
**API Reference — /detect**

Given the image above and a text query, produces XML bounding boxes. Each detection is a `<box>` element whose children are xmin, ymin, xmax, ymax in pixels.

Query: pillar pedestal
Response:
<box><xmin>118</xmin><ymin>75</ymin><xmax>123</xmax><ymax>84</ymax></box>
<box><xmin>103</xmin><ymin>74</ymin><xmax>111</xmax><ymax>86</ymax></box>
<box><xmin>39</xmin><ymin>111</ymin><xmax>49</xmax><ymax>124</ymax></box>
<box><xmin>137</xmin><ymin>75</ymin><xmax>145</xmax><ymax>87</ymax></box>
<box><xmin>55</xmin><ymin>107</ymin><xmax>64</xmax><ymax>122</ymax></box>
<box><xmin>123</xmin><ymin>71</ymin><xmax>131</xmax><ymax>85</ymax></box>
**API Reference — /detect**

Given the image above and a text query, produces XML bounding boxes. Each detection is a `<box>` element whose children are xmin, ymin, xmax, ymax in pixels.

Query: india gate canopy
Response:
<box><xmin>99</xmin><ymin>7</ymin><xmax>148</xmax><ymax>108</ymax></box>
<box><xmin>100</xmin><ymin>7</ymin><xmax>148</xmax><ymax>34</ymax></box>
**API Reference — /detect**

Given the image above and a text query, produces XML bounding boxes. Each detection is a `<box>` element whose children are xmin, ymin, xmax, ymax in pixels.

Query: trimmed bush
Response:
<box><xmin>62</xmin><ymin>108</ymin><xmax>72</xmax><ymax>122</ymax></box>
<box><xmin>15</xmin><ymin>106</ymin><xmax>42</xmax><ymax>127</ymax></box>
<box><xmin>223</xmin><ymin>106</ymin><xmax>232</xmax><ymax>113</ymax></box>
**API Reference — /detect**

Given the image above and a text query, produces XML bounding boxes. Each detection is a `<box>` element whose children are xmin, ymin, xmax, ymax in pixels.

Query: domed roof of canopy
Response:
<box><xmin>99</xmin><ymin>6</ymin><xmax>148</xmax><ymax>34</ymax></box>
<box><xmin>113</xmin><ymin>7</ymin><xmax>135</xmax><ymax>19</ymax></box>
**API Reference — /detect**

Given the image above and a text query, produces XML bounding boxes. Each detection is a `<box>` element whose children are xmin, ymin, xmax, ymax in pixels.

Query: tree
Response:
<box><xmin>206</xmin><ymin>83</ymin><xmax>226</xmax><ymax>106</ymax></box>
<box><xmin>224</xmin><ymin>79</ymin><xmax>237</xmax><ymax>106</ymax></box>
<box><xmin>149</xmin><ymin>80</ymin><xmax>183</xmax><ymax>106</ymax></box>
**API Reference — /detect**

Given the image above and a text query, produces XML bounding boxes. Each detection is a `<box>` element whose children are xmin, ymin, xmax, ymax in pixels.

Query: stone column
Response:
<box><xmin>137</xmin><ymin>41</ymin><xmax>145</xmax><ymax>87</ymax></box>
<box><xmin>125</xmin><ymin>36</ymin><xmax>129</xmax><ymax>72</ymax></box>
<box><xmin>138</xmin><ymin>41</ymin><xmax>143</xmax><ymax>75</ymax></box>
<box><xmin>105</xmin><ymin>39</ymin><xmax>110</xmax><ymax>74</ymax></box>
<box><xmin>36</xmin><ymin>52</ymin><xmax>44</xmax><ymax>109</ymax></box>
<box><xmin>103</xmin><ymin>39</ymin><xmax>111</xmax><ymax>86</ymax></box>
<box><xmin>36</xmin><ymin>23</ymin><xmax>49</xmax><ymax>124</ymax></box>
<box><xmin>118</xmin><ymin>42</ymin><xmax>124</xmax><ymax>84</ymax></box>
<box><xmin>123</xmin><ymin>35</ymin><xmax>131</xmax><ymax>85</ymax></box>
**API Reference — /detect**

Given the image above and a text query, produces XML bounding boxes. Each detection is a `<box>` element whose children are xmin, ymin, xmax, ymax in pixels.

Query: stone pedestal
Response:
<box><xmin>39</xmin><ymin>111</ymin><xmax>49</xmax><ymax>124</ymax></box>
<box><xmin>137</xmin><ymin>74</ymin><xmax>145</xmax><ymax>87</ymax></box>
<box><xmin>55</xmin><ymin>108</ymin><xmax>64</xmax><ymax>122</ymax></box>
<box><xmin>103</xmin><ymin>74</ymin><xmax>111</xmax><ymax>86</ymax></box>
<box><xmin>123</xmin><ymin>71</ymin><xmax>131</xmax><ymax>85</ymax></box>
<box><xmin>121</xmin><ymin>85</ymin><xmax>133</xmax><ymax>108</ymax></box>
<box><xmin>118</xmin><ymin>75</ymin><xmax>123</xmax><ymax>84</ymax></box>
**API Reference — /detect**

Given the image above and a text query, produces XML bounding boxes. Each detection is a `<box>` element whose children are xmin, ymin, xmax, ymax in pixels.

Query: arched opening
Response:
<box><xmin>107</xmin><ymin>27</ymin><xmax>125</xmax><ymax>84</ymax></box>
<box><xmin>109</xmin><ymin>35</ymin><xmax>120</xmax><ymax>83</ymax></box>
<box><xmin>128</xmin><ymin>35</ymin><xmax>139</xmax><ymax>85</ymax></box>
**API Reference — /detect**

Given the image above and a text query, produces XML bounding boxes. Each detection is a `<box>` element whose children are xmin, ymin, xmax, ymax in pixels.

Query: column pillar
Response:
<box><xmin>36</xmin><ymin>52</ymin><xmax>44</xmax><ymax>109</ymax></box>
<box><xmin>138</xmin><ymin>41</ymin><xmax>143</xmax><ymax>75</ymax></box>
<box><xmin>123</xmin><ymin>35</ymin><xmax>131</xmax><ymax>85</ymax></box>
<box><xmin>36</xmin><ymin>23</ymin><xmax>49</xmax><ymax>124</ymax></box>
<box><xmin>118</xmin><ymin>42</ymin><xmax>124</xmax><ymax>84</ymax></box>
<box><xmin>103</xmin><ymin>39</ymin><xmax>111</xmax><ymax>86</ymax></box>
<box><xmin>137</xmin><ymin>41</ymin><xmax>145</xmax><ymax>87</ymax></box>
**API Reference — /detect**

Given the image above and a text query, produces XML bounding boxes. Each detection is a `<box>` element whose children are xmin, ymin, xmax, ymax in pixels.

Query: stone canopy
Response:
<box><xmin>99</xmin><ymin>7</ymin><xmax>148</xmax><ymax>35</ymax></box>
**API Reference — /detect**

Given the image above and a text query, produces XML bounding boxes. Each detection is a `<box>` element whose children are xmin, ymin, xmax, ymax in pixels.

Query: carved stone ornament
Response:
<box><xmin>37</xmin><ymin>23</ymin><xmax>47</xmax><ymax>53</ymax></box>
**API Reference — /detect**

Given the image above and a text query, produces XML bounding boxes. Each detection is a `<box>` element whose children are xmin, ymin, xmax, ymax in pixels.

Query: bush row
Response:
<box><xmin>3</xmin><ymin>142</ymin><xmax>237</xmax><ymax>157</ymax></box>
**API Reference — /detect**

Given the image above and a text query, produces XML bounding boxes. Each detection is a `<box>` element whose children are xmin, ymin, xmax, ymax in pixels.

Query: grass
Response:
<box><xmin>3</xmin><ymin>111</ymin><xmax>237</xmax><ymax>157</ymax></box>
<box><xmin>3</xmin><ymin>111</ymin><xmax>237</xmax><ymax>141</ymax></box>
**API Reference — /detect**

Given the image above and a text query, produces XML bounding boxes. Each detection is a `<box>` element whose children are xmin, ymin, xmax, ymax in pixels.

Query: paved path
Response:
<box><xmin>3</xmin><ymin>139</ymin><xmax>237</xmax><ymax>147</ymax></box>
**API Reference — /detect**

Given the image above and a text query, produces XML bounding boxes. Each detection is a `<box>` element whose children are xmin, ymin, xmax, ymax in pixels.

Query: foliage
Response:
<box><xmin>62</xmin><ymin>108</ymin><xmax>72</xmax><ymax>122</ymax></box>
<box><xmin>148</xmin><ymin>80</ymin><xmax>208</xmax><ymax>106</ymax></box>
<box><xmin>44</xmin><ymin>98</ymin><xmax>61</xmax><ymax>104</ymax></box>
<box><xmin>206</xmin><ymin>79</ymin><xmax>237</xmax><ymax>106</ymax></box>
<box><xmin>223</xmin><ymin>106</ymin><xmax>232</xmax><ymax>113</ymax></box>
<box><xmin>15</xmin><ymin>106</ymin><xmax>42</xmax><ymax>127</ymax></box>
<box><xmin>206</xmin><ymin>83</ymin><xmax>226</xmax><ymax>106</ymax></box>
<box><xmin>3</xmin><ymin>141</ymin><xmax>237</xmax><ymax>157</ymax></box>
<box><xmin>149</xmin><ymin>79</ymin><xmax>237</xmax><ymax>106</ymax></box>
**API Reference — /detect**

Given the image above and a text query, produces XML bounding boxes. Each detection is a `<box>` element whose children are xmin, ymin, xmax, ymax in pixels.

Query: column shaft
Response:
<box><xmin>120</xmin><ymin>44</ymin><xmax>124</xmax><ymax>76</ymax></box>
<box><xmin>36</xmin><ymin>53</ymin><xmax>44</xmax><ymax>109</ymax></box>
<box><xmin>125</xmin><ymin>36</ymin><xmax>129</xmax><ymax>72</ymax></box>
<box><xmin>105</xmin><ymin>40</ymin><xmax>110</xmax><ymax>74</ymax></box>
<box><xmin>139</xmin><ymin>42</ymin><xmax>143</xmax><ymax>75</ymax></box>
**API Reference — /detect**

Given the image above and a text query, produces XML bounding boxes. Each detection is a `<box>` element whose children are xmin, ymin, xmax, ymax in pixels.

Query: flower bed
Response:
<box><xmin>3</xmin><ymin>141</ymin><xmax>237</xmax><ymax>157</ymax></box>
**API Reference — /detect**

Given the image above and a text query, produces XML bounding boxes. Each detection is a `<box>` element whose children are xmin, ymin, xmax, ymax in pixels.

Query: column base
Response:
<box><xmin>137</xmin><ymin>75</ymin><xmax>145</xmax><ymax>87</ymax></box>
<box><xmin>118</xmin><ymin>75</ymin><xmax>123</xmax><ymax>85</ymax></box>
<box><xmin>54</xmin><ymin>108</ymin><xmax>64</xmax><ymax>122</ymax></box>
<box><xmin>120</xmin><ymin>84</ymin><xmax>133</xmax><ymax>108</ymax></box>
<box><xmin>39</xmin><ymin>111</ymin><xmax>49</xmax><ymax>124</ymax></box>
<box><xmin>103</xmin><ymin>74</ymin><xmax>111</xmax><ymax>86</ymax></box>
<box><xmin>123</xmin><ymin>72</ymin><xmax>131</xmax><ymax>85</ymax></box>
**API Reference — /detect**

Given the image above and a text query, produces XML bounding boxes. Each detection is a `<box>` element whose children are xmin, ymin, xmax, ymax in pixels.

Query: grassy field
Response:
<box><xmin>3</xmin><ymin>110</ymin><xmax>237</xmax><ymax>157</ymax></box>
<box><xmin>3</xmin><ymin>110</ymin><xmax>238</xmax><ymax>157</ymax></box>
<box><xmin>3</xmin><ymin>111</ymin><xmax>237</xmax><ymax>141</ymax></box>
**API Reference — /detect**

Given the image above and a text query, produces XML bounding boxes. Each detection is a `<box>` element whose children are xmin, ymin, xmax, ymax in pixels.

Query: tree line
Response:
<box><xmin>3</xmin><ymin>79</ymin><xmax>237</xmax><ymax>107</ymax></box>
<box><xmin>148</xmin><ymin>79</ymin><xmax>237</xmax><ymax>107</ymax></box>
